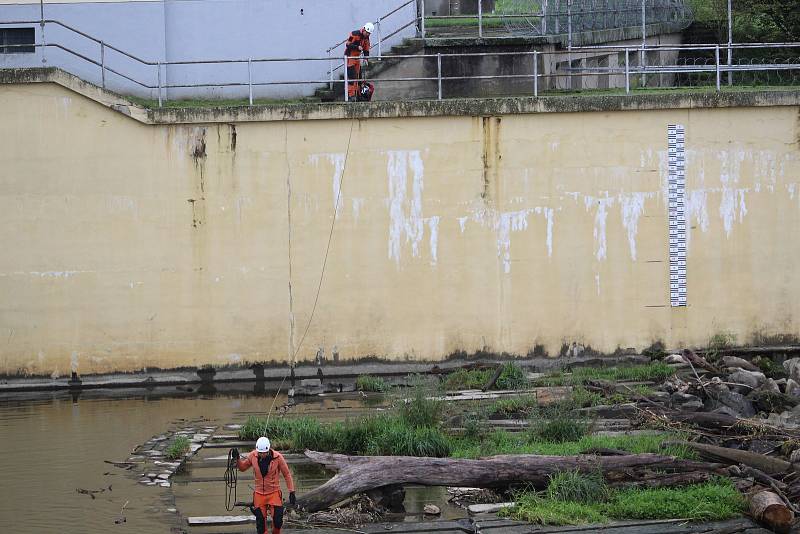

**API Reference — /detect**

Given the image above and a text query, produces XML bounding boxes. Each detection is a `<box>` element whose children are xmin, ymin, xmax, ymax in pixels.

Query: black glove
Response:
<box><xmin>230</xmin><ymin>448</ymin><xmax>240</xmax><ymax>460</ymax></box>
<box><xmin>363</xmin><ymin>50</ymin><xmax>369</xmax><ymax>57</ymax></box>
<box><xmin>289</xmin><ymin>491</ymin><xmax>296</xmax><ymax>506</ymax></box>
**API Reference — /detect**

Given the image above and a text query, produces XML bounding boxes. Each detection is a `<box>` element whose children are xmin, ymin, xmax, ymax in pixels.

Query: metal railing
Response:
<box><xmin>1</xmin><ymin>20</ymin><xmax>799</xmax><ymax>105</ymax></box>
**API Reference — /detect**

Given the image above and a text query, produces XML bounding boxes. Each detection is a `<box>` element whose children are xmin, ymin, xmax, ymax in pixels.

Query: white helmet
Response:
<box><xmin>363</xmin><ymin>22</ymin><xmax>375</xmax><ymax>34</ymax></box>
<box><xmin>256</xmin><ymin>436</ymin><xmax>270</xmax><ymax>452</ymax></box>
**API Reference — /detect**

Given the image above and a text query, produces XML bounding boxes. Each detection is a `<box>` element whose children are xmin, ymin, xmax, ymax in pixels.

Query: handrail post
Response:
<box><xmin>247</xmin><ymin>57</ymin><xmax>253</xmax><ymax>106</ymax></box>
<box><xmin>420</xmin><ymin>0</ymin><xmax>426</xmax><ymax>39</ymax></box>
<box><xmin>437</xmin><ymin>52</ymin><xmax>442</xmax><ymax>100</ymax></box>
<box><xmin>567</xmin><ymin>0</ymin><xmax>572</xmax><ymax>53</ymax></box>
<box><xmin>157</xmin><ymin>61</ymin><xmax>162</xmax><ymax>107</ymax></box>
<box><xmin>343</xmin><ymin>55</ymin><xmax>349</xmax><ymax>102</ymax></box>
<box><xmin>715</xmin><ymin>44</ymin><xmax>721</xmax><ymax>91</ymax></box>
<box><xmin>100</xmin><ymin>40</ymin><xmax>105</xmax><ymax>88</ymax></box>
<box><xmin>541</xmin><ymin>0</ymin><xmax>547</xmax><ymax>35</ymax></box>
<box><xmin>377</xmin><ymin>17</ymin><xmax>382</xmax><ymax>58</ymax></box>
<box><xmin>328</xmin><ymin>48</ymin><xmax>333</xmax><ymax>89</ymax></box>
<box><xmin>533</xmin><ymin>50</ymin><xmax>538</xmax><ymax>97</ymax></box>
<box><xmin>641</xmin><ymin>0</ymin><xmax>646</xmax><ymax>87</ymax></box>
<box><xmin>478</xmin><ymin>0</ymin><xmax>483</xmax><ymax>38</ymax></box>
<box><xmin>625</xmin><ymin>48</ymin><xmax>630</xmax><ymax>94</ymax></box>
<box><xmin>726</xmin><ymin>0</ymin><xmax>732</xmax><ymax>86</ymax></box>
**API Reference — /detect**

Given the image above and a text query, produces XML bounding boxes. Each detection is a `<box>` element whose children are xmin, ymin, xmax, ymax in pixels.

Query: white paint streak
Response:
<box><xmin>309</xmin><ymin>153</ymin><xmax>346</xmax><ymax>216</ymax></box>
<box><xmin>457</xmin><ymin>216</ymin><xmax>468</xmax><ymax>233</ymax></box>
<box><xmin>686</xmin><ymin>190</ymin><xmax>709</xmax><ymax>251</ymax></box>
<box><xmin>620</xmin><ymin>193</ymin><xmax>647</xmax><ymax>261</ymax></box>
<box><xmin>497</xmin><ymin>210</ymin><xmax>530</xmax><ymax>273</ymax></box>
<box><xmin>427</xmin><ymin>216</ymin><xmax>440</xmax><ymax>265</ymax></box>
<box><xmin>387</xmin><ymin>150</ymin><xmax>426</xmax><ymax>265</ymax></box>
<box><xmin>595</xmin><ymin>273</ymin><xmax>601</xmax><ymax>296</ymax></box>
<box><xmin>544</xmin><ymin>208</ymin><xmax>554</xmax><ymax>258</ymax></box>
<box><xmin>351</xmin><ymin>198</ymin><xmax>365</xmax><ymax>222</ymax></box>
<box><xmin>718</xmin><ymin>150</ymin><xmax>747</xmax><ymax>237</ymax></box>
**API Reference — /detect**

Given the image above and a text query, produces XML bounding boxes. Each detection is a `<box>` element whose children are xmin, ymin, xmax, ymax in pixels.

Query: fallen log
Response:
<box><xmin>664</xmin><ymin>441</ymin><xmax>792</xmax><ymax>475</ymax></box>
<box><xmin>481</xmin><ymin>365</ymin><xmax>504</xmax><ymax>392</ymax></box>
<box><xmin>748</xmin><ymin>490</ymin><xmax>795</xmax><ymax>533</ymax></box>
<box><xmin>297</xmin><ymin>451</ymin><xmax>722</xmax><ymax>512</ymax></box>
<box><xmin>682</xmin><ymin>348</ymin><xmax>723</xmax><ymax>375</ymax></box>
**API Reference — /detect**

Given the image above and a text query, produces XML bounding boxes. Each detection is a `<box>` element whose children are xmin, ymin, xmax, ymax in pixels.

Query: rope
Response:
<box><xmin>224</xmin><ymin>448</ymin><xmax>238</xmax><ymax>511</ymax></box>
<box><xmin>265</xmin><ymin>118</ymin><xmax>357</xmax><ymax>423</ymax></box>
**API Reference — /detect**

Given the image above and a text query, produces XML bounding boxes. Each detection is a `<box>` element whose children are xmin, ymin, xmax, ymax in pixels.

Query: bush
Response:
<box><xmin>398</xmin><ymin>380</ymin><xmax>444</xmax><ymax>428</ymax></box>
<box><xmin>487</xmin><ymin>396</ymin><xmax>537</xmax><ymax>417</ymax></box>
<box><xmin>529</xmin><ymin>417</ymin><xmax>589</xmax><ymax>443</ymax></box>
<box><xmin>495</xmin><ymin>362</ymin><xmax>529</xmax><ymax>390</ymax></box>
<box><xmin>356</xmin><ymin>375</ymin><xmax>389</xmax><ymax>393</ymax></box>
<box><xmin>546</xmin><ymin>471</ymin><xmax>610</xmax><ymax>504</ymax></box>
<box><xmin>165</xmin><ymin>435</ymin><xmax>191</xmax><ymax>460</ymax></box>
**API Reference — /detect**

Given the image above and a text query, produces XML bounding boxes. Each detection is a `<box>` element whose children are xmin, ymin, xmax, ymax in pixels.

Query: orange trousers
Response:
<box><xmin>253</xmin><ymin>491</ymin><xmax>283</xmax><ymax>534</ymax></box>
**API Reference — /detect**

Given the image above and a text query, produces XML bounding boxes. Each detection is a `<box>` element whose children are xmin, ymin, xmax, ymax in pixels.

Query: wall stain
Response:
<box><xmin>191</xmin><ymin>128</ymin><xmax>207</xmax><ymax>194</ymax></box>
<box><xmin>481</xmin><ymin>116</ymin><xmax>502</xmax><ymax>203</ymax></box>
<box><xmin>229</xmin><ymin>124</ymin><xmax>237</xmax><ymax>151</ymax></box>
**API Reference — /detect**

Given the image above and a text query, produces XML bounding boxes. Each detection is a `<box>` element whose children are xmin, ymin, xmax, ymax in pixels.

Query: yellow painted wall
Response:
<box><xmin>1</xmin><ymin>82</ymin><xmax>799</xmax><ymax>375</ymax></box>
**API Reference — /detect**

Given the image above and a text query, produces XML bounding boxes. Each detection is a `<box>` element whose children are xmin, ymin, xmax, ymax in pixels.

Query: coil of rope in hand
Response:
<box><xmin>224</xmin><ymin>447</ymin><xmax>239</xmax><ymax>511</ymax></box>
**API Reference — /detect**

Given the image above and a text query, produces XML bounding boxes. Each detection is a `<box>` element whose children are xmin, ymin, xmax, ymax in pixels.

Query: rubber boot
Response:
<box><xmin>251</xmin><ymin>507</ymin><xmax>266</xmax><ymax>534</ymax></box>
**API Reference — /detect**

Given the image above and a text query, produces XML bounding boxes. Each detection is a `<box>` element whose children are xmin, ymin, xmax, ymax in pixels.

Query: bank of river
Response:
<box><xmin>0</xmin><ymin>387</ymin><xmax>462</xmax><ymax>533</ymax></box>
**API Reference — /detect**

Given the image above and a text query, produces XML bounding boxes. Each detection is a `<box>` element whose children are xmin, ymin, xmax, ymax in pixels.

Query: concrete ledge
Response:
<box><xmin>2</xmin><ymin>67</ymin><xmax>800</xmax><ymax>126</ymax></box>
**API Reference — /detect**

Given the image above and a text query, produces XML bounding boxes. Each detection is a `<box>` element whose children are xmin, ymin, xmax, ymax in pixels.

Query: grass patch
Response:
<box><xmin>443</xmin><ymin>368</ymin><xmax>493</xmax><ymax>390</ymax></box>
<box><xmin>355</xmin><ymin>375</ymin><xmax>389</xmax><ymax>393</ymax></box>
<box><xmin>501</xmin><ymin>480</ymin><xmax>745</xmax><ymax>525</ymax></box>
<box><xmin>533</xmin><ymin>362</ymin><xmax>675</xmax><ymax>387</ymax></box>
<box><xmin>546</xmin><ymin>470</ymin><xmax>610</xmax><ymax>503</ymax></box>
<box><xmin>450</xmin><ymin>431</ymin><xmax>696</xmax><ymax>459</ymax></box>
<box><xmin>425</xmin><ymin>15</ymin><xmax>506</xmax><ymax>28</ymax></box>
<box><xmin>486</xmin><ymin>395</ymin><xmax>538</xmax><ymax>417</ymax></box>
<box><xmin>165</xmin><ymin>435</ymin><xmax>191</xmax><ymax>460</ymax></box>
<box><xmin>496</xmin><ymin>362</ymin><xmax>529</xmax><ymax>390</ymax></box>
<box><xmin>530</xmin><ymin>417</ymin><xmax>589</xmax><ymax>443</ymax></box>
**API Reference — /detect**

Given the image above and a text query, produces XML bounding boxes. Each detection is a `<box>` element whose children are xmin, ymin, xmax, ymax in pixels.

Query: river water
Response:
<box><xmin>0</xmin><ymin>386</ymin><xmax>462</xmax><ymax>533</ymax></box>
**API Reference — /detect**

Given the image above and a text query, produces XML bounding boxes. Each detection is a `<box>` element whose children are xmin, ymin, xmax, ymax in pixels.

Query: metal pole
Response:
<box><xmin>727</xmin><ymin>0</ymin><xmax>732</xmax><ymax>86</ymax></box>
<box><xmin>437</xmin><ymin>52</ymin><xmax>442</xmax><ymax>100</ymax></box>
<box><xmin>247</xmin><ymin>57</ymin><xmax>253</xmax><ymax>106</ymax></box>
<box><xmin>567</xmin><ymin>0</ymin><xmax>572</xmax><ymax>52</ymax></box>
<box><xmin>478</xmin><ymin>0</ymin><xmax>483</xmax><ymax>38</ymax></box>
<box><xmin>39</xmin><ymin>0</ymin><xmax>46</xmax><ymax>64</ymax></box>
<box><xmin>533</xmin><ymin>50</ymin><xmax>538</xmax><ymax>97</ymax></box>
<box><xmin>625</xmin><ymin>48</ymin><xmax>630</xmax><ymax>94</ymax></box>
<box><xmin>641</xmin><ymin>0</ymin><xmax>646</xmax><ymax>87</ymax></box>
<box><xmin>100</xmin><ymin>41</ymin><xmax>105</xmax><ymax>88</ymax></box>
<box><xmin>157</xmin><ymin>61</ymin><xmax>162</xmax><ymax>107</ymax></box>
<box><xmin>421</xmin><ymin>0</ymin><xmax>426</xmax><ymax>39</ymax></box>
<box><xmin>542</xmin><ymin>0</ymin><xmax>547</xmax><ymax>35</ymax></box>
<box><xmin>328</xmin><ymin>48</ymin><xmax>333</xmax><ymax>90</ymax></box>
<box><xmin>377</xmin><ymin>17</ymin><xmax>382</xmax><ymax>58</ymax></box>
<box><xmin>715</xmin><ymin>44</ymin><xmax>721</xmax><ymax>91</ymax></box>
<box><xmin>343</xmin><ymin>56</ymin><xmax>349</xmax><ymax>102</ymax></box>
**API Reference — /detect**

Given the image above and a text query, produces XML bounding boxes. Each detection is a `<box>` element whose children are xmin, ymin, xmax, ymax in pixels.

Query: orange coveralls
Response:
<box><xmin>237</xmin><ymin>449</ymin><xmax>295</xmax><ymax>534</ymax></box>
<box><xmin>345</xmin><ymin>28</ymin><xmax>370</xmax><ymax>97</ymax></box>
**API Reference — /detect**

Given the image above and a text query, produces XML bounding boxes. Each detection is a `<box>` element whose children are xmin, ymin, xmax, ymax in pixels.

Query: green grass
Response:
<box><xmin>530</xmin><ymin>417</ymin><xmax>589</xmax><ymax>443</ymax></box>
<box><xmin>450</xmin><ymin>431</ymin><xmax>696</xmax><ymax>459</ymax></box>
<box><xmin>533</xmin><ymin>362</ymin><xmax>675</xmax><ymax>387</ymax></box>
<box><xmin>425</xmin><ymin>15</ymin><xmax>506</xmax><ymax>28</ymax></box>
<box><xmin>501</xmin><ymin>480</ymin><xmax>745</xmax><ymax>525</ymax></box>
<box><xmin>496</xmin><ymin>362</ymin><xmax>529</xmax><ymax>390</ymax></box>
<box><xmin>546</xmin><ymin>470</ymin><xmax>610</xmax><ymax>504</ymax></box>
<box><xmin>165</xmin><ymin>435</ymin><xmax>191</xmax><ymax>460</ymax></box>
<box><xmin>443</xmin><ymin>368</ymin><xmax>493</xmax><ymax>390</ymax></box>
<box><xmin>355</xmin><ymin>375</ymin><xmax>389</xmax><ymax>393</ymax></box>
<box><xmin>486</xmin><ymin>395</ymin><xmax>538</xmax><ymax>417</ymax></box>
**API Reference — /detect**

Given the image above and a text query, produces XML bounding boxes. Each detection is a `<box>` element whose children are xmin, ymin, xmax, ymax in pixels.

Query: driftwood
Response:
<box><xmin>664</xmin><ymin>441</ymin><xmax>791</xmax><ymax>475</ymax></box>
<box><xmin>296</xmin><ymin>451</ymin><xmax>722</xmax><ymax>512</ymax></box>
<box><xmin>481</xmin><ymin>365</ymin><xmax>504</xmax><ymax>392</ymax></box>
<box><xmin>682</xmin><ymin>348</ymin><xmax>723</xmax><ymax>375</ymax></box>
<box><xmin>748</xmin><ymin>490</ymin><xmax>795</xmax><ymax>533</ymax></box>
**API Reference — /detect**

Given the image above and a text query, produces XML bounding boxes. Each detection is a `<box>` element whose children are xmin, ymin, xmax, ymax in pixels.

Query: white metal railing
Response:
<box><xmin>1</xmin><ymin>20</ymin><xmax>799</xmax><ymax>105</ymax></box>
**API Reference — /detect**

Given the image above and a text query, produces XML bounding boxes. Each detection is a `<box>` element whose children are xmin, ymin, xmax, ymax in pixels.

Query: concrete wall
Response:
<box><xmin>0</xmin><ymin>0</ymin><xmax>417</xmax><ymax>98</ymax></box>
<box><xmin>2</xmin><ymin>81</ymin><xmax>800</xmax><ymax>376</ymax></box>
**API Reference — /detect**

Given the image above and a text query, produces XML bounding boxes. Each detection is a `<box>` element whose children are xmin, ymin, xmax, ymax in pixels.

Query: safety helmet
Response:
<box><xmin>256</xmin><ymin>436</ymin><xmax>270</xmax><ymax>452</ymax></box>
<box><xmin>363</xmin><ymin>22</ymin><xmax>375</xmax><ymax>34</ymax></box>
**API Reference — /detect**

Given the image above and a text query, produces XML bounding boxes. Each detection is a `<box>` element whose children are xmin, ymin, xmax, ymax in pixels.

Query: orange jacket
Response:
<box><xmin>345</xmin><ymin>29</ymin><xmax>370</xmax><ymax>58</ymax></box>
<box><xmin>237</xmin><ymin>450</ymin><xmax>295</xmax><ymax>496</ymax></box>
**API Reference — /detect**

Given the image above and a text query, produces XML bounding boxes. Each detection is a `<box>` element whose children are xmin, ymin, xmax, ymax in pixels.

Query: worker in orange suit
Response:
<box><xmin>231</xmin><ymin>437</ymin><xmax>296</xmax><ymax>534</ymax></box>
<box><xmin>345</xmin><ymin>22</ymin><xmax>373</xmax><ymax>99</ymax></box>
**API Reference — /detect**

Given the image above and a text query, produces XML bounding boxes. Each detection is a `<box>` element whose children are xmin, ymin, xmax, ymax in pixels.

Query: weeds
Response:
<box><xmin>533</xmin><ymin>362</ymin><xmax>675</xmax><ymax>386</ymax></box>
<box><xmin>496</xmin><ymin>362</ymin><xmax>529</xmax><ymax>390</ymax></box>
<box><xmin>546</xmin><ymin>470</ymin><xmax>610</xmax><ymax>503</ymax></box>
<box><xmin>486</xmin><ymin>396</ymin><xmax>538</xmax><ymax>417</ymax></box>
<box><xmin>502</xmin><ymin>480</ymin><xmax>744</xmax><ymax>525</ymax></box>
<box><xmin>443</xmin><ymin>368</ymin><xmax>492</xmax><ymax>390</ymax></box>
<box><xmin>355</xmin><ymin>375</ymin><xmax>389</xmax><ymax>393</ymax></box>
<box><xmin>165</xmin><ymin>435</ymin><xmax>191</xmax><ymax>460</ymax></box>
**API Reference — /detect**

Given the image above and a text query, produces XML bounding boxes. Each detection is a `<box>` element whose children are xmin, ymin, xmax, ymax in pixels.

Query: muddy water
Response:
<box><xmin>0</xmin><ymin>388</ymin><xmax>463</xmax><ymax>533</ymax></box>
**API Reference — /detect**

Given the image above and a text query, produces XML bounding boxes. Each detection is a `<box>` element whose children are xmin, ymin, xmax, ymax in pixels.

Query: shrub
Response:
<box><xmin>546</xmin><ymin>471</ymin><xmax>610</xmax><ymax>504</ymax></box>
<box><xmin>443</xmin><ymin>368</ymin><xmax>493</xmax><ymax>390</ymax></box>
<box><xmin>355</xmin><ymin>375</ymin><xmax>389</xmax><ymax>392</ymax></box>
<box><xmin>487</xmin><ymin>396</ymin><xmax>538</xmax><ymax>417</ymax></box>
<box><xmin>495</xmin><ymin>362</ymin><xmax>529</xmax><ymax>390</ymax></box>
<box><xmin>165</xmin><ymin>435</ymin><xmax>191</xmax><ymax>460</ymax></box>
<box><xmin>529</xmin><ymin>415</ymin><xmax>589</xmax><ymax>443</ymax></box>
<box><xmin>398</xmin><ymin>380</ymin><xmax>444</xmax><ymax>428</ymax></box>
